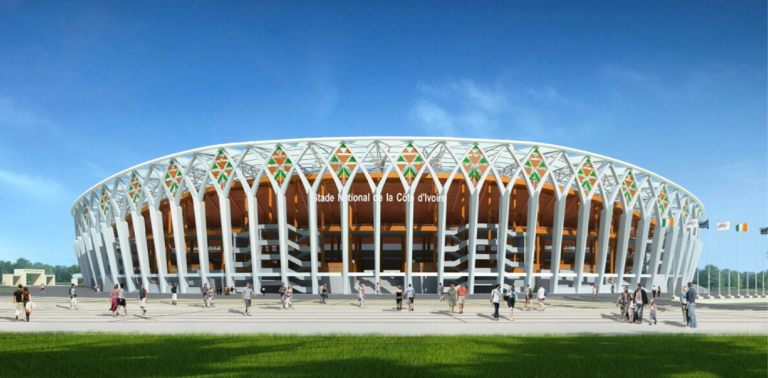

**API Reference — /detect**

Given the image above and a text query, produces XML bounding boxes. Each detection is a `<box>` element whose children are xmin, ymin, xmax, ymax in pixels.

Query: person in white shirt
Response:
<box><xmin>490</xmin><ymin>284</ymin><xmax>501</xmax><ymax>320</ymax></box>
<box><xmin>242</xmin><ymin>283</ymin><xmax>254</xmax><ymax>316</ymax></box>
<box><xmin>537</xmin><ymin>285</ymin><xmax>546</xmax><ymax>311</ymax></box>
<box><xmin>405</xmin><ymin>284</ymin><xmax>415</xmax><ymax>311</ymax></box>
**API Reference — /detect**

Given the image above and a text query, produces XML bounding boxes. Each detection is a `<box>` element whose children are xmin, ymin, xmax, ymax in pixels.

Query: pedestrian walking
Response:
<box><xmin>406</xmin><ymin>284</ymin><xmax>415</xmax><ymax>311</ymax></box>
<box><xmin>505</xmin><ymin>284</ymin><xmax>517</xmax><ymax>320</ymax></box>
<box><xmin>118</xmin><ymin>283</ymin><xmax>128</xmax><ymax>315</ymax></box>
<box><xmin>446</xmin><ymin>283</ymin><xmax>457</xmax><ymax>315</ymax></box>
<box><xmin>279</xmin><ymin>282</ymin><xmax>287</xmax><ymax>309</ymax></box>
<box><xmin>628</xmin><ymin>300</ymin><xmax>636</xmax><ymax>323</ymax></box>
<box><xmin>633</xmin><ymin>283</ymin><xmax>648</xmax><ymax>324</ymax></box>
<box><xmin>523</xmin><ymin>286</ymin><xmax>532</xmax><ymax>311</ymax></box>
<box><xmin>242</xmin><ymin>283</ymin><xmax>254</xmax><ymax>316</ymax></box>
<box><xmin>680</xmin><ymin>286</ymin><xmax>689</xmax><ymax>326</ymax></box>
<box><xmin>438</xmin><ymin>282</ymin><xmax>444</xmax><ymax>302</ymax></box>
<box><xmin>592</xmin><ymin>284</ymin><xmax>597</xmax><ymax>299</ymax></box>
<box><xmin>39</xmin><ymin>283</ymin><xmax>46</xmax><ymax>294</ymax></box>
<box><xmin>537</xmin><ymin>285</ymin><xmax>547</xmax><ymax>311</ymax></box>
<box><xmin>286</xmin><ymin>284</ymin><xmax>294</xmax><ymax>310</ymax></box>
<box><xmin>686</xmin><ymin>282</ymin><xmax>698</xmax><ymax>328</ymax></box>
<box><xmin>202</xmin><ymin>283</ymin><xmax>210</xmax><ymax>307</ymax></box>
<box><xmin>648</xmin><ymin>299</ymin><xmax>657</xmax><ymax>325</ymax></box>
<box><xmin>109</xmin><ymin>284</ymin><xmax>119</xmax><ymax>316</ymax></box>
<box><xmin>616</xmin><ymin>287</ymin><xmax>630</xmax><ymax>321</ymax></box>
<box><xmin>357</xmin><ymin>281</ymin><xmax>365</xmax><ymax>308</ymax></box>
<box><xmin>68</xmin><ymin>283</ymin><xmax>78</xmax><ymax>310</ymax></box>
<box><xmin>170</xmin><ymin>283</ymin><xmax>178</xmax><ymax>305</ymax></box>
<box><xmin>139</xmin><ymin>284</ymin><xmax>148</xmax><ymax>315</ymax></box>
<box><xmin>320</xmin><ymin>284</ymin><xmax>328</xmax><ymax>304</ymax></box>
<box><xmin>12</xmin><ymin>284</ymin><xmax>23</xmax><ymax>321</ymax></box>
<box><xmin>395</xmin><ymin>286</ymin><xmax>403</xmax><ymax>311</ymax></box>
<box><xmin>651</xmin><ymin>285</ymin><xmax>657</xmax><ymax>299</ymax></box>
<box><xmin>456</xmin><ymin>283</ymin><xmax>468</xmax><ymax>314</ymax></box>
<box><xmin>22</xmin><ymin>287</ymin><xmax>32</xmax><ymax>322</ymax></box>
<box><xmin>490</xmin><ymin>284</ymin><xmax>501</xmax><ymax>320</ymax></box>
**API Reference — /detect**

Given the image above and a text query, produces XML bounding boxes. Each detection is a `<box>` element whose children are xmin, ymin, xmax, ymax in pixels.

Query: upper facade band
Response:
<box><xmin>72</xmin><ymin>137</ymin><xmax>703</xmax><ymax>220</ymax></box>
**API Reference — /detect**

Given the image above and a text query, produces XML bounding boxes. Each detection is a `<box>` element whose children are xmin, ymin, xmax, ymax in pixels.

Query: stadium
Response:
<box><xmin>71</xmin><ymin>137</ymin><xmax>703</xmax><ymax>295</ymax></box>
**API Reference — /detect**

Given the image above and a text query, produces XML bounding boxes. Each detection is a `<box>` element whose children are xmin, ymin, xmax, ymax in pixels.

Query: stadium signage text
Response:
<box><xmin>313</xmin><ymin>192</ymin><xmax>446</xmax><ymax>203</ymax></box>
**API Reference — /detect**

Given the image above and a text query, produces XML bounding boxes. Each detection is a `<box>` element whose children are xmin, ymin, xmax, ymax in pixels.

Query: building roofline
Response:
<box><xmin>71</xmin><ymin>136</ymin><xmax>704</xmax><ymax>212</ymax></box>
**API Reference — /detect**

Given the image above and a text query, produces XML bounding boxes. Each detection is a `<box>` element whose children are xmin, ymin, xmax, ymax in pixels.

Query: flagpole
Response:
<box><xmin>728</xmin><ymin>229</ymin><xmax>731</xmax><ymax>297</ymax></box>
<box><xmin>736</xmin><ymin>229</ymin><xmax>740</xmax><ymax>297</ymax></box>
<box><xmin>718</xmin><ymin>227</ymin><xmax>721</xmax><ymax>297</ymax></box>
<box><xmin>707</xmin><ymin>227</ymin><xmax>711</xmax><ymax>296</ymax></box>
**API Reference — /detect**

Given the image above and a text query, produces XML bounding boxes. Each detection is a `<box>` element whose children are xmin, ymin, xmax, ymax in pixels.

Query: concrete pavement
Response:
<box><xmin>1</xmin><ymin>292</ymin><xmax>766</xmax><ymax>335</ymax></box>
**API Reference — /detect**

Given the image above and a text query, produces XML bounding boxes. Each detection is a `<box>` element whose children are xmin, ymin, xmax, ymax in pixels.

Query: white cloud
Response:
<box><xmin>410</xmin><ymin>100</ymin><xmax>456</xmax><ymax>136</ymax></box>
<box><xmin>409</xmin><ymin>79</ymin><xmax>576</xmax><ymax>140</ymax></box>
<box><xmin>410</xmin><ymin>79</ymin><xmax>506</xmax><ymax>136</ymax></box>
<box><xmin>0</xmin><ymin>96</ymin><xmax>49</xmax><ymax>129</ymax></box>
<box><xmin>0</xmin><ymin>169</ymin><xmax>69</xmax><ymax>202</ymax></box>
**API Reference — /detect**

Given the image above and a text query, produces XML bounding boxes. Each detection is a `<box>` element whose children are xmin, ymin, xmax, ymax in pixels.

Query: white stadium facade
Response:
<box><xmin>71</xmin><ymin>137</ymin><xmax>703</xmax><ymax>295</ymax></box>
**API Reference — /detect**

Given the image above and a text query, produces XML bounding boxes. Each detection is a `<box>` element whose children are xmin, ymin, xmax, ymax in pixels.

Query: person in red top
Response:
<box><xmin>456</xmin><ymin>283</ymin><xmax>468</xmax><ymax>314</ymax></box>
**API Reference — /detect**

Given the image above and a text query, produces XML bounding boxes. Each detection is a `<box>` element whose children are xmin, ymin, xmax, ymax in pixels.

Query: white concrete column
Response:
<box><xmin>496</xmin><ymin>190</ymin><xmax>511</xmax><ymax>287</ymax></box>
<box><xmin>148</xmin><ymin>206</ymin><xmax>169</xmax><ymax>293</ymax></box>
<box><xmin>115</xmin><ymin>218</ymin><xmax>137</xmax><ymax>292</ymax></box>
<box><xmin>373</xmin><ymin>194</ymin><xmax>382</xmax><ymax>289</ymax></box>
<box><xmin>659</xmin><ymin>221</ymin><xmax>680</xmax><ymax>290</ymax></box>
<box><xmin>467</xmin><ymin>190</ymin><xmax>480</xmax><ymax>294</ymax></box>
<box><xmin>595</xmin><ymin>205</ymin><xmax>615</xmax><ymax>289</ymax></box>
<box><xmin>549</xmin><ymin>195</ymin><xmax>567</xmax><ymax>293</ymax></box>
<box><xmin>218</xmin><ymin>194</ymin><xmax>234</xmax><ymax>288</ymax></box>
<box><xmin>191</xmin><ymin>196</ymin><xmax>210</xmax><ymax>285</ymax></box>
<box><xmin>169</xmin><ymin>201</ymin><xmax>188</xmax><ymax>293</ymax></box>
<box><xmin>675</xmin><ymin>230</ymin><xmax>695</xmax><ymax>293</ymax></box>
<box><xmin>524</xmin><ymin>191</ymin><xmax>540</xmax><ymax>289</ymax></box>
<box><xmin>99</xmin><ymin>223</ymin><xmax>120</xmax><ymax>287</ymax></box>
<box><xmin>88</xmin><ymin>227</ymin><xmax>107</xmax><ymax>288</ymax></box>
<box><xmin>683</xmin><ymin>239</ymin><xmax>700</xmax><ymax>285</ymax></box>
<box><xmin>308</xmin><ymin>192</ymin><xmax>319</xmax><ymax>294</ymax></box>
<box><xmin>436</xmin><ymin>191</ymin><xmax>448</xmax><ymax>287</ymax></box>
<box><xmin>404</xmin><ymin>191</ymin><xmax>415</xmax><ymax>289</ymax></box>
<box><xmin>573</xmin><ymin>198</ymin><xmax>592</xmax><ymax>293</ymax></box>
<box><xmin>645</xmin><ymin>218</ymin><xmax>666</xmax><ymax>288</ymax></box>
<box><xmin>614</xmin><ymin>211</ymin><xmax>633</xmax><ymax>288</ymax></box>
<box><xmin>340</xmin><ymin>191</ymin><xmax>352</xmax><ymax>294</ymax></box>
<box><xmin>246</xmin><ymin>194</ymin><xmax>262</xmax><ymax>293</ymax></box>
<box><xmin>630</xmin><ymin>213</ymin><xmax>652</xmax><ymax>287</ymax></box>
<box><xmin>276</xmin><ymin>191</ymin><xmax>289</xmax><ymax>290</ymax></box>
<box><xmin>73</xmin><ymin>242</ymin><xmax>89</xmax><ymax>287</ymax></box>
<box><xmin>668</xmin><ymin>225</ymin><xmax>688</xmax><ymax>293</ymax></box>
<box><xmin>130</xmin><ymin>211</ymin><xmax>151</xmax><ymax>289</ymax></box>
<box><xmin>77</xmin><ymin>237</ymin><xmax>96</xmax><ymax>288</ymax></box>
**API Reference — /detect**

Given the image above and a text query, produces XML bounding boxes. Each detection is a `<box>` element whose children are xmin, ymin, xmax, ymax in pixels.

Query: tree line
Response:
<box><xmin>0</xmin><ymin>258</ymin><xmax>80</xmax><ymax>283</ymax></box>
<box><xmin>693</xmin><ymin>264</ymin><xmax>768</xmax><ymax>292</ymax></box>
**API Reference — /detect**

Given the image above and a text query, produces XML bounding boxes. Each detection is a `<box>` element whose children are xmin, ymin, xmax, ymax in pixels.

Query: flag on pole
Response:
<box><xmin>698</xmin><ymin>219</ymin><xmax>709</xmax><ymax>229</ymax></box>
<box><xmin>735</xmin><ymin>223</ymin><xmax>748</xmax><ymax>232</ymax></box>
<box><xmin>716</xmin><ymin>221</ymin><xmax>730</xmax><ymax>231</ymax></box>
<box><xmin>685</xmin><ymin>218</ymin><xmax>699</xmax><ymax>229</ymax></box>
<box><xmin>760</xmin><ymin>227</ymin><xmax>768</xmax><ymax>235</ymax></box>
<box><xmin>662</xmin><ymin>216</ymin><xmax>674</xmax><ymax>228</ymax></box>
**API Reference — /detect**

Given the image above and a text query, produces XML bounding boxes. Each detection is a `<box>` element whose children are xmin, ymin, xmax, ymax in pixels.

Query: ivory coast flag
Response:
<box><xmin>735</xmin><ymin>223</ymin><xmax>748</xmax><ymax>232</ymax></box>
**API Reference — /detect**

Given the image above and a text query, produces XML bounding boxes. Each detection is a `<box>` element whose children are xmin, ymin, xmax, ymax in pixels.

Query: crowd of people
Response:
<box><xmin>8</xmin><ymin>279</ymin><xmax>705</xmax><ymax>329</ymax></box>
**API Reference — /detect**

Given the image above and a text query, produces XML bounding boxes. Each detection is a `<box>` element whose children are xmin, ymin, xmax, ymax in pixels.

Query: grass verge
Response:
<box><xmin>0</xmin><ymin>333</ymin><xmax>765</xmax><ymax>377</ymax></box>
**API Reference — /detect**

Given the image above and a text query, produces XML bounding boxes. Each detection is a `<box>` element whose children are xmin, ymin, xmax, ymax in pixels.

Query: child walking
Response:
<box><xmin>648</xmin><ymin>299</ymin><xmax>658</xmax><ymax>325</ymax></box>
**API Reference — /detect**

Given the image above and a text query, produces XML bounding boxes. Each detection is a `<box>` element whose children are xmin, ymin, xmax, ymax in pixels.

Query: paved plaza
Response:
<box><xmin>2</xmin><ymin>289</ymin><xmax>766</xmax><ymax>335</ymax></box>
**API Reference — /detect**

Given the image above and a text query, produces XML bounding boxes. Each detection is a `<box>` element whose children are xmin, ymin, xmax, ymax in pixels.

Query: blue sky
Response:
<box><xmin>0</xmin><ymin>1</ymin><xmax>765</xmax><ymax>271</ymax></box>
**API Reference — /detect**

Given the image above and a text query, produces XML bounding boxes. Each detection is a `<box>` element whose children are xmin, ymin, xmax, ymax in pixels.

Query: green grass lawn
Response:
<box><xmin>0</xmin><ymin>333</ymin><xmax>765</xmax><ymax>377</ymax></box>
